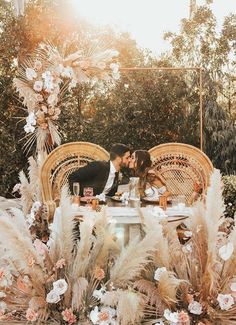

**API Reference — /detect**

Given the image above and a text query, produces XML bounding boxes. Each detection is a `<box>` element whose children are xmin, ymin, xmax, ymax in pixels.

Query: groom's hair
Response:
<box><xmin>110</xmin><ymin>143</ymin><xmax>130</xmax><ymax>160</ymax></box>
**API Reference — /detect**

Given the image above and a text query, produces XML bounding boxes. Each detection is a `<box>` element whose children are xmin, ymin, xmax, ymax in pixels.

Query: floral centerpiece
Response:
<box><xmin>1</xmin><ymin>169</ymin><xmax>236</xmax><ymax>324</ymax></box>
<box><xmin>14</xmin><ymin>43</ymin><xmax>119</xmax><ymax>152</ymax></box>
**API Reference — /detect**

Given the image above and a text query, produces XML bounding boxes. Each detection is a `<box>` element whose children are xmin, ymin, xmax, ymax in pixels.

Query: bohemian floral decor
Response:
<box><xmin>14</xmin><ymin>43</ymin><xmax>119</xmax><ymax>152</ymax></box>
<box><xmin>1</xmin><ymin>169</ymin><xmax>236</xmax><ymax>324</ymax></box>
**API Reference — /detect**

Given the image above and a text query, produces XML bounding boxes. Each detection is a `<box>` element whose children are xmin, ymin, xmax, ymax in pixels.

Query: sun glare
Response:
<box><xmin>70</xmin><ymin>0</ymin><xmax>236</xmax><ymax>54</ymax></box>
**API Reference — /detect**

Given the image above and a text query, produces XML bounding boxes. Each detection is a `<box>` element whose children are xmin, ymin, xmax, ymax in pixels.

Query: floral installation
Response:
<box><xmin>134</xmin><ymin>169</ymin><xmax>236</xmax><ymax>324</ymax></box>
<box><xmin>0</xmin><ymin>186</ymin><xmax>158</xmax><ymax>324</ymax></box>
<box><xmin>14</xmin><ymin>42</ymin><xmax>119</xmax><ymax>152</ymax></box>
<box><xmin>1</xmin><ymin>169</ymin><xmax>236</xmax><ymax>324</ymax></box>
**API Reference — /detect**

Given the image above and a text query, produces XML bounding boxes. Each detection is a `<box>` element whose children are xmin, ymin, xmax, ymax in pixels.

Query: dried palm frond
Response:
<box><xmin>13</xmin><ymin>78</ymin><xmax>38</xmax><ymax>111</ymax></box>
<box><xmin>28</xmin><ymin>156</ymin><xmax>41</xmax><ymax>202</ymax></box>
<box><xmin>71</xmin><ymin>277</ymin><xmax>88</xmax><ymax>311</ymax></box>
<box><xmin>0</xmin><ymin>212</ymin><xmax>45</xmax><ymax>295</ymax></box>
<box><xmin>19</xmin><ymin>170</ymin><xmax>34</xmax><ymax>215</ymax></box>
<box><xmin>71</xmin><ymin>214</ymin><xmax>96</xmax><ymax>278</ymax></box>
<box><xmin>116</xmin><ymin>289</ymin><xmax>145</xmax><ymax>325</ymax></box>
<box><xmin>134</xmin><ymin>279</ymin><xmax>165</xmax><ymax>313</ymax></box>
<box><xmin>49</xmin><ymin>186</ymin><xmax>76</xmax><ymax>265</ymax></box>
<box><xmin>157</xmin><ymin>271</ymin><xmax>185</xmax><ymax>307</ymax></box>
<box><xmin>109</xmin><ymin>229</ymin><xmax>157</xmax><ymax>286</ymax></box>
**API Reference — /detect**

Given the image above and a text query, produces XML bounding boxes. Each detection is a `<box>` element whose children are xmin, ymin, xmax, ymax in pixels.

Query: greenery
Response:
<box><xmin>0</xmin><ymin>0</ymin><xmax>235</xmax><ymax>196</ymax></box>
<box><xmin>222</xmin><ymin>175</ymin><xmax>236</xmax><ymax>219</ymax></box>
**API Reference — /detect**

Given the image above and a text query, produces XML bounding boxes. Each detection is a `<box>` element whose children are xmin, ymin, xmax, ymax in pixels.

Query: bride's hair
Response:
<box><xmin>133</xmin><ymin>150</ymin><xmax>152</xmax><ymax>177</ymax></box>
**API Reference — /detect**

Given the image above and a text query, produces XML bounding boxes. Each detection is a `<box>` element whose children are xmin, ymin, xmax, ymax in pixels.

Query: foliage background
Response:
<box><xmin>0</xmin><ymin>0</ymin><xmax>235</xmax><ymax>197</ymax></box>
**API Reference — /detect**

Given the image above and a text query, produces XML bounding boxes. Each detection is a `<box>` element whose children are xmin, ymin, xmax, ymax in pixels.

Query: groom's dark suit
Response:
<box><xmin>68</xmin><ymin>160</ymin><xmax>119</xmax><ymax>197</ymax></box>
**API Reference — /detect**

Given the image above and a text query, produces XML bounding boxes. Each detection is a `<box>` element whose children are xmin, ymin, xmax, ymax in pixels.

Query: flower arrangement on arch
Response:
<box><xmin>14</xmin><ymin>43</ymin><xmax>119</xmax><ymax>153</ymax></box>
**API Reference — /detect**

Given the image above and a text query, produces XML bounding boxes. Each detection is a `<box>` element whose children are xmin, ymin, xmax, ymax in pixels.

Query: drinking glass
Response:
<box><xmin>73</xmin><ymin>182</ymin><xmax>80</xmax><ymax>196</ymax></box>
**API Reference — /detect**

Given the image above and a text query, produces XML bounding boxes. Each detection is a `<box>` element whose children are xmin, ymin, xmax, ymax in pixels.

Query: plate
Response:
<box><xmin>142</xmin><ymin>197</ymin><xmax>172</xmax><ymax>204</ymax></box>
<box><xmin>80</xmin><ymin>196</ymin><xmax>96</xmax><ymax>203</ymax></box>
<box><xmin>110</xmin><ymin>196</ymin><xmax>123</xmax><ymax>202</ymax></box>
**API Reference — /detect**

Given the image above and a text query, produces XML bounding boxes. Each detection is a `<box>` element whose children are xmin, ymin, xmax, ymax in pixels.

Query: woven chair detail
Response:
<box><xmin>40</xmin><ymin>142</ymin><xmax>109</xmax><ymax>221</ymax></box>
<box><xmin>148</xmin><ymin>143</ymin><xmax>213</xmax><ymax>203</ymax></box>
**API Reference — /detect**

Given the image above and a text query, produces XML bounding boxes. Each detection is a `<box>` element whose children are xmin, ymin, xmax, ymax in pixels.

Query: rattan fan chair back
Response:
<box><xmin>148</xmin><ymin>143</ymin><xmax>213</xmax><ymax>203</ymax></box>
<box><xmin>41</xmin><ymin>142</ymin><xmax>109</xmax><ymax>221</ymax></box>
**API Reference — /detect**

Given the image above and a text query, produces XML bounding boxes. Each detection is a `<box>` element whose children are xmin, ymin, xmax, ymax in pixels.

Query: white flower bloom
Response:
<box><xmin>163</xmin><ymin>309</ymin><xmax>179</xmax><ymax>323</ymax></box>
<box><xmin>24</xmin><ymin>124</ymin><xmax>35</xmax><ymax>133</ymax></box>
<box><xmin>90</xmin><ymin>306</ymin><xmax>116</xmax><ymax>325</ymax></box>
<box><xmin>188</xmin><ymin>300</ymin><xmax>203</xmax><ymax>315</ymax></box>
<box><xmin>184</xmin><ymin>231</ymin><xmax>192</xmax><ymax>238</ymax></box>
<box><xmin>42</xmin><ymin>70</ymin><xmax>54</xmax><ymax>92</ymax></box>
<box><xmin>219</xmin><ymin>242</ymin><xmax>234</xmax><ymax>261</ymax></box>
<box><xmin>112</xmin><ymin>71</ymin><xmax>120</xmax><ymax>80</ymax></box>
<box><xmin>124</xmin><ymin>83</ymin><xmax>129</xmax><ymax>89</ymax></box>
<box><xmin>47</xmin><ymin>93</ymin><xmax>58</xmax><ymax>105</ymax></box>
<box><xmin>154</xmin><ymin>321</ymin><xmax>164</xmax><ymax>325</ymax></box>
<box><xmin>92</xmin><ymin>285</ymin><xmax>106</xmax><ymax>300</ymax></box>
<box><xmin>26</xmin><ymin>112</ymin><xmax>37</xmax><ymax>125</ymax></box>
<box><xmin>0</xmin><ymin>301</ymin><xmax>7</xmax><ymax>312</ymax></box>
<box><xmin>68</xmin><ymin>78</ymin><xmax>77</xmax><ymax>90</ymax></box>
<box><xmin>0</xmin><ymin>291</ymin><xmax>6</xmax><ymax>298</ymax></box>
<box><xmin>217</xmin><ymin>293</ymin><xmax>234</xmax><ymax>310</ymax></box>
<box><xmin>90</xmin><ymin>306</ymin><xmax>99</xmax><ymax>324</ymax></box>
<box><xmin>154</xmin><ymin>267</ymin><xmax>167</xmax><ymax>281</ymax></box>
<box><xmin>26</xmin><ymin>68</ymin><xmax>37</xmax><ymax>80</ymax></box>
<box><xmin>52</xmin><ymin>279</ymin><xmax>68</xmax><ymax>295</ymax></box>
<box><xmin>46</xmin><ymin>290</ymin><xmax>61</xmax><ymax>304</ymax></box>
<box><xmin>230</xmin><ymin>282</ymin><xmax>236</xmax><ymax>292</ymax></box>
<box><xmin>110</xmin><ymin>63</ymin><xmax>119</xmax><ymax>73</ymax></box>
<box><xmin>61</xmin><ymin>66</ymin><xmax>73</xmax><ymax>78</ymax></box>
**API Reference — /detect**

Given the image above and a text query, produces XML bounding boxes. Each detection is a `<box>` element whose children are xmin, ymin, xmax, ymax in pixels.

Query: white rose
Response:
<box><xmin>217</xmin><ymin>293</ymin><xmax>234</xmax><ymax>310</ymax></box>
<box><xmin>154</xmin><ymin>267</ymin><xmax>167</xmax><ymax>281</ymax></box>
<box><xmin>219</xmin><ymin>242</ymin><xmax>234</xmax><ymax>261</ymax></box>
<box><xmin>188</xmin><ymin>300</ymin><xmax>203</xmax><ymax>315</ymax></box>
<box><xmin>52</xmin><ymin>279</ymin><xmax>68</xmax><ymax>295</ymax></box>
<box><xmin>26</xmin><ymin>68</ymin><xmax>37</xmax><ymax>80</ymax></box>
<box><xmin>163</xmin><ymin>309</ymin><xmax>179</xmax><ymax>323</ymax></box>
<box><xmin>46</xmin><ymin>290</ymin><xmax>61</xmax><ymax>304</ymax></box>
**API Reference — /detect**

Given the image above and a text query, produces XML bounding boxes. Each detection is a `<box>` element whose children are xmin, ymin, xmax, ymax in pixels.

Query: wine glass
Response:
<box><xmin>73</xmin><ymin>182</ymin><xmax>80</xmax><ymax>196</ymax></box>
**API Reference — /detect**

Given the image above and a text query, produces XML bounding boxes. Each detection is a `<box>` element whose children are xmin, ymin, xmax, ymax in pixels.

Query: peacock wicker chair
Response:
<box><xmin>148</xmin><ymin>143</ymin><xmax>213</xmax><ymax>204</ymax></box>
<box><xmin>40</xmin><ymin>142</ymin><xmax>109</xmax><ymax>221</ymax></box>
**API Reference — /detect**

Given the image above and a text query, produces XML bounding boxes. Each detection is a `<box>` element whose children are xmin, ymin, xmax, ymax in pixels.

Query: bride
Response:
<box><xmin>129</xmin><ymin>150</ymin><xmax>170</xmax><ymax>199</ymax></box>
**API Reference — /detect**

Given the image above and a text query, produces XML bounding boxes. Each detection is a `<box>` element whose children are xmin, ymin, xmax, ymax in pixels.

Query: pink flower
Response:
<box><xmin>62</xmin><ymin>308</ymin><xmax>76</xmax><ymax>324</ymax></box>
<box><xmin>26</xmin><ymin>308</ymin><xmax>38</xmax><ymax>322</ymax></box>
<box><xmin>34</xmin><ymin>239</ymin><xmax>48</xmax><ymax>256</ymax></box>
<box><xmin>178</xmin><ymin>310</ymin><xmax>190</xmax><ymax>324</ymax></box>
<box><xmin>94</xmin><ymin>267</ymin><xmax>105</xmax><ymax>280</ymax></box>
<box><xmin>55</xmin><ymin>258</ymin><xmax>66</xmax><ymax>269</ymax></box>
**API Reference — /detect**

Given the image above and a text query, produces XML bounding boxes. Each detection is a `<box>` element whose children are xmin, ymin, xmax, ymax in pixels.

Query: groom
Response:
<box><xmin>68</xmin><ymin>143</ymin><xmax>131</xmax><ymax>196</ymax></box>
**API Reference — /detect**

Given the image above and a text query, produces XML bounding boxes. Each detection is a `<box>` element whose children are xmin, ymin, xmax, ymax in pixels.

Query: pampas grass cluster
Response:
<box><xmin>0</xmin><ymin>169</ymin><xmax>236</xmax><ymax>325</ymax></box>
